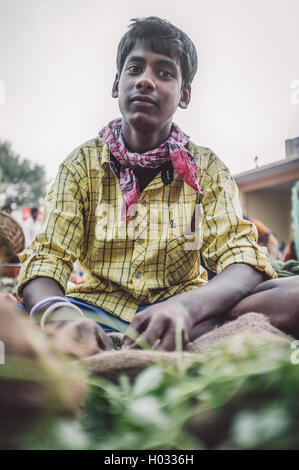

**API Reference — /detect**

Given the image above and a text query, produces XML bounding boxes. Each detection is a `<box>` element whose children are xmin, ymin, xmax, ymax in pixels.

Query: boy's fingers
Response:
<box><xmin>156</xmin><ymin>326</ymin><xmax>176</xmax><ymax>351</ymax></box>
<box><xmin>124</xmin><ymin>316</ymin><xmax>172</xmax><ymax>350</ymax></box>
<box><xmin>156</xmin><ymin>319</ymin><xmax>189</xmax><ymax>351</ymax></box>
<box><xmin>136</xmin><ymin>316</ymin><xmax>168</xmax><ymax>348</ymax></box>
<box><xmin>123</xmin><ymin>326</ymin><xmax>140</xmax><ymax>347</ymax></box>
<box><xmin>128</xmin><ymin>334</ymin><xmax>152</xmax><ymax>350</ymax></box>
<box><xmin>123</xmin><ymin>314</ymin><xmax>150</xmax><ymax>346</ymax></box>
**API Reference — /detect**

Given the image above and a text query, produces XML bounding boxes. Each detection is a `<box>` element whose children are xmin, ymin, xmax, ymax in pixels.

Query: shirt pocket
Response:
<box><xmin>165</xmin><ymin>234</ymin><xmax>200</xmax><ymax>286</ymax></box>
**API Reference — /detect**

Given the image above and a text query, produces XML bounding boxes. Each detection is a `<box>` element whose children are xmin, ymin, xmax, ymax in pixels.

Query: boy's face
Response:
<box><xmin>112</xmin><ymin>44</ymin><xmax>191</xmax><ymax>133</ymax></box>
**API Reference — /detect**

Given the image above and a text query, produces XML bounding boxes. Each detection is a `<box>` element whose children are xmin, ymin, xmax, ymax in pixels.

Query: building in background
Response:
<box><xmin>285</xmin><ymin>136</ymin><xmax>299</xmax><ymax>159</ymax></box>
<box><xmin>234</xmin><ymin>136</ymin><xmax>299</xmax><ymax>246</ymax></box>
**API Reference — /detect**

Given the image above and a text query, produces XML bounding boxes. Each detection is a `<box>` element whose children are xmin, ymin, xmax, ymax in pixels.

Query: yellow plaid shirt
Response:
<box><xmin>18</xmin><ymin>137</ymin><xmax>276</xmax><ymax>322</ymax></box>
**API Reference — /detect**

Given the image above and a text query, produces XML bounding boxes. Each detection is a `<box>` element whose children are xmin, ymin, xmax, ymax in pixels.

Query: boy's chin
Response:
<box><xmin>125</xmin><ymin>114</ymin><xmax>167</xmax><ymax>133</ymax></box>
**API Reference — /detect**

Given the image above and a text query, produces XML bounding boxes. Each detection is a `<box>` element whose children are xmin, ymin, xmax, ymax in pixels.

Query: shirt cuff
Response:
<box><xmin>17</xmin><ymin>253</ymin><xmax>72</xmax><ymax>297</ymax></box>
<box><xmin>216</xmin><ymin>240</ymin><xmax>277</xmax><ymax>280</ymax></box>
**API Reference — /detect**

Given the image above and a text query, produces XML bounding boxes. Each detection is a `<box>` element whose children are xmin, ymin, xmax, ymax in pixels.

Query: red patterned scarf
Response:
<box><xmin>99</xmin><ymin>118</ymin><xmax>201</xmax><ymax>219</ymax></box>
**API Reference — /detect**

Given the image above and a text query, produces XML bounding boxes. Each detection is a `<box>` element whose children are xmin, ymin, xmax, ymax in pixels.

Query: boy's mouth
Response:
<box><xmin>129</xmin><ymin>95</ymin><xmax>157</xmax><ymax>106</ymax></box>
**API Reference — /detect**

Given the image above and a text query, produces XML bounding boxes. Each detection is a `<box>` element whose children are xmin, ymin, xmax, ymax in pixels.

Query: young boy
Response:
<box><xmin>17</xmin><ymin>17</ymin><xmax>299</xmax><ymax>356</ymax></box>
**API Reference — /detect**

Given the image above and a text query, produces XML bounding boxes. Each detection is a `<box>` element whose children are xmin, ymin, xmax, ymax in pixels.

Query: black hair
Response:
<box><xmin>116</xmin><ymin>17</ymin><xmax>198</xmax><ymax>89</ymax></box>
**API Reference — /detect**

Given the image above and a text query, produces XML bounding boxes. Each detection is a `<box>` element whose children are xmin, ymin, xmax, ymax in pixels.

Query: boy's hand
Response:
<box><xmin>123</xmin><ymin>299</ymin><xmax>193</xmax><ymax>351</ymax></box>
<box><xmin>44</xmin><ymin>316</ymin><xmax>113</xmax><ymax>358</ymax></box>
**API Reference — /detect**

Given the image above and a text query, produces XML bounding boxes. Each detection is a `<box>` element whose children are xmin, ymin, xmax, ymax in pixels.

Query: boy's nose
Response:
<box><xmin>135</xmin><ymin>72</ymin><xmax>156</xmax><ymax>91</ymax></box>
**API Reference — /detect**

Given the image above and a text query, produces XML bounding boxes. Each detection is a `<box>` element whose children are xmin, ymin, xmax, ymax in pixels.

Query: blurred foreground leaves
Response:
<box><xmin>4</xmin><ymin>335</ymin><xmax>299</xmax><ymax>450</ymax></box>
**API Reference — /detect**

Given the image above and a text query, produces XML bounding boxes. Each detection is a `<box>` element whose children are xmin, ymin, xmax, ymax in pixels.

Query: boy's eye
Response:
<box><xmin>127</xmin><ymin>65</ymin><xmax>142</xmax><ymax>74</ymax></box>
<box><xmin>158</xmin><ymin>70</ymin><xmax>172</xmax><ymax>79</ymax></box>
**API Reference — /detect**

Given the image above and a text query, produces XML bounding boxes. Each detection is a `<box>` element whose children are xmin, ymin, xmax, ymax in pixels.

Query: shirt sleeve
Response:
<box><xmin>200</xmin><ymin>151</ymin><xmax>277</xmax><ymax>279</ymax></box>
<box><xmin>17</xmin><ymin>162</ymin><xmax>86</xmax><ymax>296</ymax></box>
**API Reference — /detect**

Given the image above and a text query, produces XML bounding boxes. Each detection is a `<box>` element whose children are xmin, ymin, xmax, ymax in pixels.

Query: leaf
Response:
<box><xmin>231</xmin><ymin>407</ymin><xmax>290</xmax><ymax>448</ymax></box>
<box><xmin>133</xmin><ymin>366</ymin><xmax>164</xmax><ymax>397</ymax></box>
<box><xmin>127</xmin><ymin>396</ymin><xmax>168</xmax><ymax>427</ymax></box>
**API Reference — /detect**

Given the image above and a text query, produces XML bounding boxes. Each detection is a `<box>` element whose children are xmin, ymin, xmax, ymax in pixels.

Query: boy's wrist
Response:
<box><xmin>173</xmin><ymin>288</ymin><xmax>209</xmax><ymax>326</ymax></box>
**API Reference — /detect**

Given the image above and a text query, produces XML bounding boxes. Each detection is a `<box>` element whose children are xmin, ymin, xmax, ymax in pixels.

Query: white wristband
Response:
<box><xmin>30</xmin><ymin>296</ymin><xmax>70</xmax><ymax>318</ymax></box>
<box><xmin>40</xmin><ymin>301</ymin><xmax>84</xmax><ymax>330</ymax></box>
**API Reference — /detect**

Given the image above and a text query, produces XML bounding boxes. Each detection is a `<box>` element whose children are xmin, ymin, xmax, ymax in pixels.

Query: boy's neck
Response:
<box><xmin>122</xmin><ymin>119</ymin><xmax>172</xmax><ymax>154</ymax></box>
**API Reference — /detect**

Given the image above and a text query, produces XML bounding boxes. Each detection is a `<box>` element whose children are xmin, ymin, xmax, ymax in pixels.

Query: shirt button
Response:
<box><xmin>134</xmin><ymin>271</ymin><xmax>142</xmax><ymax>279</ymax></box>
<box><xmin>138</xmin><ymin>238</ymin><xmax>145</xmax><ymax>245</ymax></box>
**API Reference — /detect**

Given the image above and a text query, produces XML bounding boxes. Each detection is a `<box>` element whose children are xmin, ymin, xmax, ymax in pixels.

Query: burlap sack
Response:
<box><xmin>82</xmin><ymin>313</ymin><xmax>290</xmax><ymax>381</ymax></box>
<box><xmin>187</xmin><ymin>312</ymin><xmax>289</xmax><ymax>352</ymax></box>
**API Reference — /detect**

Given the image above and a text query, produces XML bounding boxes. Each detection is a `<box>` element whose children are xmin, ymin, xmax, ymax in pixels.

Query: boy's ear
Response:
<box><xmin>179</xmin><ymin>85</ymin><xmax>191</xmax><ymax>109</ymax></box>
<box><xmin>112</xmin><ymin>74</ymin><xmax>119</xmax><ymax>98</ymax></box>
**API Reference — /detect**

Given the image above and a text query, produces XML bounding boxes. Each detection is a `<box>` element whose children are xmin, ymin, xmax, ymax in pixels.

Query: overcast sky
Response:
<box><xmin>0</xmin><ymin>0</ymin><xmax>298</xmax><ymax>182</ymax></box>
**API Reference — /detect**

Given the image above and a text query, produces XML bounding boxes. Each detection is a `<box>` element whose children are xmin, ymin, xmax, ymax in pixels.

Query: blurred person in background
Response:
<box><xmin>23</xmin><ymin>208</ymin><xmax>41</xmax><ymax>247</ymax></box>
<box><xmin>1</xmin><ymin>203</ymin><xmax>13</xmax><ymax>215</ymax></box>
<box><xmin>244</xmin><ymin>215</ymin><xmax>279</xmax><ymax>261</ymax></box>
